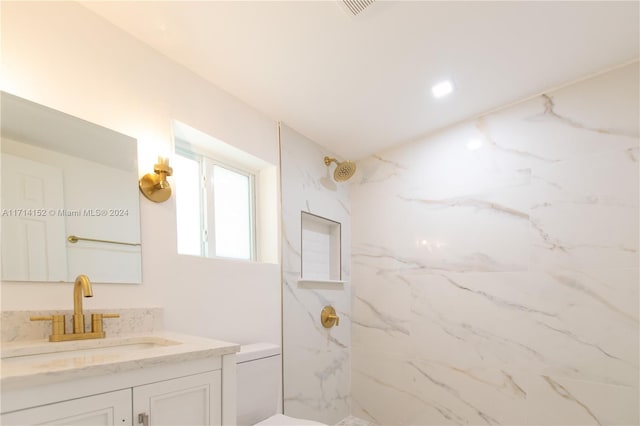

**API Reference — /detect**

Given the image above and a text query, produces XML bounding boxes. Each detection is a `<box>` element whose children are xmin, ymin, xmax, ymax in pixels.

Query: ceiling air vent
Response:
<box><xmin>341</xmin><ymin>0</ymin><xmax>376</xmax><ymax>17</ymax></box>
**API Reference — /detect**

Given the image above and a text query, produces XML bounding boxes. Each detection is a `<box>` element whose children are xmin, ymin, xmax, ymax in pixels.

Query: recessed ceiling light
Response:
<box><xmin>431</xmin><ymin>80</ymin><xmax>454</xmax><ymax>98</ymax></box>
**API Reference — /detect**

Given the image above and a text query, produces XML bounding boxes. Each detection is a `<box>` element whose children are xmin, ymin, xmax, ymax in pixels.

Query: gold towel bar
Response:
<box><xmin>67</xmin><ymin>235</ymin><xmax>141</xmax><ymax>247</ymax></box>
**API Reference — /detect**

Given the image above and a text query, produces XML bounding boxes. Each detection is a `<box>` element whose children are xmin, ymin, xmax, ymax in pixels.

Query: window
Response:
<box><xmin>175</xmin><ymin>143</ymin><xmax>256</xmax><ymax>260</ymax></box>
<box><xmin>172</xmin><ymin>120</ymin><xmax>278</xmax><ymax>264</ymax></box>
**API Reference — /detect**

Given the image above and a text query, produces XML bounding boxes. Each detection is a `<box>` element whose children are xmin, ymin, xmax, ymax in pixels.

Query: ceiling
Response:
<box><xmin>81</xmin><ymin>1</ymin><xmax>639</xmax><ymax>160</ymax></box>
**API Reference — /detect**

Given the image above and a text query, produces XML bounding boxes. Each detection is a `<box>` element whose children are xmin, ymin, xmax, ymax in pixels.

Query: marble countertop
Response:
<box><xmin>1</xmin><ymin>331</ymin><xmax>240</xmax><ymax>390</ymax></box>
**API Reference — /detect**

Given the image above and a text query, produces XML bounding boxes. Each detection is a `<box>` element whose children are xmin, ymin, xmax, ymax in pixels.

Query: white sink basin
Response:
<box><xmin>1</xmin><ymin>336</ymin><xmax>181</xmax><ymax>365</ymax></box>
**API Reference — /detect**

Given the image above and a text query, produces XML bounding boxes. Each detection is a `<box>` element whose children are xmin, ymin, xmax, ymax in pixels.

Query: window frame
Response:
<box><xmin>174</xmin><ymin>147</ymin><xmax>207</xmax><ymax>257</ymax></box>
<box><xmin>175</xmin><ymin>141</ymin><xmax>257</xmax><ymax>261</ymax></box>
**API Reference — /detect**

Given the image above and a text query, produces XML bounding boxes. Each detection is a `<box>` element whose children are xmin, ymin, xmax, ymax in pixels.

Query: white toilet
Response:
<box><xmin>236</xmin><ymin>343</ymin><xmax>328</xmax><ymax>426</ymax></box>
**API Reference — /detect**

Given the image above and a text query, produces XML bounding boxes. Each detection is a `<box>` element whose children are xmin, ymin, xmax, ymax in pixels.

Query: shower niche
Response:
<box><xmin>299</xmin><ymin>212</ymin><xmax>343</xmax><ymax>285</ymax></box>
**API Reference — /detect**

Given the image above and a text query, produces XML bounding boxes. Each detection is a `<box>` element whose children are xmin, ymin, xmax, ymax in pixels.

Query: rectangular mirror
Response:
<box><xmin>1</xmin><ymin>92</ymin><xmax>142</xmax><ymax>284</ymax></box>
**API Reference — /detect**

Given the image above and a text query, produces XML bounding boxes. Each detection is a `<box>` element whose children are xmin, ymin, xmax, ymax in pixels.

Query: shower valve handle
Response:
<box><xmin>321</xmin><ymin>306</ymin><xmax>340</xmax><ymax>328</ymax></box>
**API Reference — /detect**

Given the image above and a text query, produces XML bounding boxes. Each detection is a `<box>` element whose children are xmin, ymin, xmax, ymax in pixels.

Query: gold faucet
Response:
<box><xmin>31</xmin><ymin>274</ymin><xmax>119</xmax><ymax>342</ymax></box>
<box><xmin>73</xmin><ymin>274</ymin><xmax>93</xmax><ymax>333</ymax></box>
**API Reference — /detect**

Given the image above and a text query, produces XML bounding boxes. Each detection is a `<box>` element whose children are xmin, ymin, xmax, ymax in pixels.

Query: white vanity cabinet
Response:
<box><xmin>134</xmin><ymin>371</ymin><xmax>222</xmax><ymax>426</ymax></box>
<box><xmin>1</xmin><ymin>333</ymin><xmax>239</xmax><ymax>426</ymax></box>
<box><xmin>2</xmin><ymin>370</ymin><xmax>223</xmax><ymax>426</ymax></box>
<box><xmin>1</xmin><ymin>389</ymin><xmax>132</xmax><ymax>426</ymax></box>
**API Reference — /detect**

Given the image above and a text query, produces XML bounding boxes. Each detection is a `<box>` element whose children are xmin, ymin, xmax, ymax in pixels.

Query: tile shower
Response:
<box><xmin>280</xmin><ymin>124</ymin><xmax>352</xmax><ymax>425</ymax></box>
<box><xmin>350</xmin><ymin>63</ymin><xmax>639</xmax><ymax>425</ymax></box>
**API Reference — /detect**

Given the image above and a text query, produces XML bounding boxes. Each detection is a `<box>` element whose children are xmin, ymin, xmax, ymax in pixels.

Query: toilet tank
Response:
<box><xmin>236</xmin><ymin>343</ymin><xmax>281</xmax><ymax>426</ymax></box>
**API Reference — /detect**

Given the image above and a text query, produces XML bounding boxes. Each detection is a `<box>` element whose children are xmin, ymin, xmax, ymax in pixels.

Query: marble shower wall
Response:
<box><xmin>280</xmin><ymin>124</ymin><xmax>351</xmax><ymax>425</ymax></box>
<box><xmin>350</xmin><ymin>63</ymin><xmax>639</xmax><ymax>425</ymax></box>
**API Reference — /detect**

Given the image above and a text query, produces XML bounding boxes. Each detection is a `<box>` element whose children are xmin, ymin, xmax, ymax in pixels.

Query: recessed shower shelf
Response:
<box><xmin>297</xmin><ymin>279</ymin><xmax>345</xmax><ymax>284</ymax></box>
<box><xmin>297</xmin><ymin>278</ymin><xmax>346</xmax><ymax>290</ymax></box>
<box><xmin>300</xmin><ymin>211</ymin><xmax>342</xmax><ymax>284</ymax></box>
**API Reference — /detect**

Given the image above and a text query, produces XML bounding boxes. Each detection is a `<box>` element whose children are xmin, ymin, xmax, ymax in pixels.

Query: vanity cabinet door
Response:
<box><xmin>0</xmin><ymin>389</ymin><xmax>132</xmax><ymax>426</ymax></box>
<box><xmin>133</xmin><ymin>371</ymin><xmax>222</xmax><ymax>426</ymax></box>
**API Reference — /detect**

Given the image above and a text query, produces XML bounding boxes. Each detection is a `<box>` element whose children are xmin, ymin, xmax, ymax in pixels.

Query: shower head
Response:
<box><xmin>324</xmin><ymin>156</ymin><xmax>356</xmax><ymax>182</ymax></box>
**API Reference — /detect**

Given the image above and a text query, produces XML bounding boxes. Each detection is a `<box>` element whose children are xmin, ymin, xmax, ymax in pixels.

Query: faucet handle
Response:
<box><xmin>332</xmin><ymin>314</ymin><xmax>340</xmax><ymax>326</ymax></box>
<box><xmin>320</xmin><ymin>306</ymin><xmax>340</xmax><ymax>328</ymax></box>
<box><xmin>30</xmin><ymin>315</ymin><xmax>66</xmax><ymax>339</ymax></box>
<box><xmin>91</xmin><ymin>313</ymin><xmax>120</xmax><ymax>334</ymax></box>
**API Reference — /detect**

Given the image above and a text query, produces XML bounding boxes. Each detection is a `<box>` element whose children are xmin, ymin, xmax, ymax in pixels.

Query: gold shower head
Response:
<box><xmin>324</xmin><ymin>156</ymin><xmax>356</xmax><ymax>182</ymax></box>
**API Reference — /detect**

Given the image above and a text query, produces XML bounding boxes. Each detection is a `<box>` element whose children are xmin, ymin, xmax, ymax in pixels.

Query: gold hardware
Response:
<box><xmin>324</xmin><ymin>156</ymin><xmax>337</xmax><ymax>167</ymax></box>
<box><xmin>31</xmin><ymin>275</ymin><xmax>120</xmax><ymax>342</ymax></box>
<box><xmin>139</xmin><ymin>156</ymin><xmax>173</xmax><ymax>202</ymax></box>
<box><xmin>73</xmin><ymin>274</ymin><xmax>93</xmax><ymax>334</ymax></box>
<box><xmin>30</xmin><ymin>315</ymin><xmax>66</xmax><ymax>338</ymax></box>
<box><xmin>91</xmin><ymin>313</ymin><xmax>120</xmax><ymax>334</ymax></box>
<box><xmin>321</xmin><ymin>306</ymin><xmax>340</xmax><ymax>328</ymax></box>
<box><xmin>68</xmin><ymin>235</ymin><xmax>141</xmax><ymax>247</ymax></box>
<box><xmin>48</xmin><ymin>331</ymin><xmax>107</xmax><ymax>342</ymax></box>
<box><xmin>323</xmin><ymin>156</ymin><xmax>356</xmax><ymax>182</ymax></box>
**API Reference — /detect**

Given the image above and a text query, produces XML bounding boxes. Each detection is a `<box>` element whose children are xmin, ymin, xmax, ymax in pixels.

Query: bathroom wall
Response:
<box><xmin>0</xmin><ymin>2</ymin><xmax>280</xmax><ymax>345</ymax></box>
<box><xmin>350</xmin><ymin>63</ymin><xmax>639</xmax><ymax>425</ymax></box>
<box><xmin>280</xmin><ymin>124</ymin><xmax>351</xmax><ymax>425</ymax></box>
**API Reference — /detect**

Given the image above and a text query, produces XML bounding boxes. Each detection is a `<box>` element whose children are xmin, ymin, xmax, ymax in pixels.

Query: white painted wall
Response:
<box><xmin>0</xmin><ymin>1</ymin><xmax>280</xmax><ymax>345</ymax></box>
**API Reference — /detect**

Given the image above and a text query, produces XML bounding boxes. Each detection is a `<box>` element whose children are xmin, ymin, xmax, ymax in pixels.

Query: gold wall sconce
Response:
<box><xmin>139</xmin><ymin>156</ymin><xmax>173</xmax><ymax>202</ymax></box>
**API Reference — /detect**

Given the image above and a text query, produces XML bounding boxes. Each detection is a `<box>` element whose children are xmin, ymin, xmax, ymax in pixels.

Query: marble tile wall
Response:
<box><xmin>280</xmin><ymin>124</ymin><xmax>352</xmax><ymax>425</ymax></box>
<box><xmin>350</xmin><ymin>63</ymin><xmax>639</xmax><ymax>425</ymax></box>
